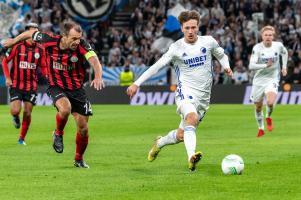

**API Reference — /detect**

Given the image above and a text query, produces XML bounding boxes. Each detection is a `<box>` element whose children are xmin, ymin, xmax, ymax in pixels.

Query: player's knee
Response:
<box><xmin>11</xmin><ymin>108</ymin><xmax>20</xmax><ymax>116</ymax></box>
<box><xmin>23</xmin><ymin>111</ymin><xmax>31</xmax><ymax>119</ymax></box>
<box><xmin>78</xmin><ymin>126</ymin><xmax>88</xmax><ymax>136</ymax></box>
<box><xmin>59</xmin><ymin>107</ymin><xmax>71</xmax><ymax>118</ymax></box>
<box><xmin>176</xmin><ymin>130</ymin><xmax>184</xmax><ymax>141</ymax></box>
<box><xmin>266</xmin><ymin>101</ymin><xmax>274</xmax><ymax>107</ymax></box>
<box><xmin>185</xmin><ymin>113</ymin><xmax>198</xmax><ymax>127</ymax></box>
<box><xmin>255</xmin><ymin>104</ymin><xmax>262</xmax><ymax>112</ymax></box>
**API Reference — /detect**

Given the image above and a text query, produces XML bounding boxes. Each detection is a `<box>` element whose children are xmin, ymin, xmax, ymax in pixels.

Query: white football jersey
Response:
<box><xmin>249</xmin><ymin>41</ymin><xmax>288</xmax><ymax>86</ymax></box>
<box><xmin>135</xmin><ymin>35</ymin><xmax>229</xmax><ymax>96</ymax></box>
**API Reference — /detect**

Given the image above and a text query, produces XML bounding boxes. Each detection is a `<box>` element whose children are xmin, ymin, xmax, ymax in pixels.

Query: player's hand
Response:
<box><xmin>266</xmin><ymin>59</ymin><xmax>273</xmax><ymax>67</ymax></box>
<box><xmin>282</xmin><ymin>68</ymin><xmax>287</xmax><ymax>76</ymax></box>
<box><xmin>127</xmin><ymin>84</ymin><xmax>139</xmax><ymax>99</ymax></box>
<box><xmin>3</xmin><ymin>38</ymin><xmax>15</xmax><ymax>48</ymax></box>
<box><xmin>5</xmin><ymin>78</ymin><xmax>12</xmax><ymax>87</ymax></box>
<box><xmin>224</xmin><ymin>68</ymin><xmax>233</xmax><ymax>77</ymax></box>
<box><xmin>90</xmin><ymin>78</ymin><xmax>105</xmax><ymax>91</ymax></box>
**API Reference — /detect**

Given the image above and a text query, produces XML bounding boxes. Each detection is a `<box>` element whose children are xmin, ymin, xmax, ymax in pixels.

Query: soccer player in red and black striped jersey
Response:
<box><xmin>2</xmin><ymin>23</ymin><xmax>47</xmax><ymax>145</ymax></box>
<box><xmin>4</xmin><ymin>21</ymin><xmax>104</xmax><ymax>168</ymax></box>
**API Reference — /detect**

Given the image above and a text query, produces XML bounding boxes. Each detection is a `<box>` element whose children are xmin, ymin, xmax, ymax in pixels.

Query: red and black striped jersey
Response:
<box><xmin>2</xmin><ymin>41</ymin><xmax>46</xmax><ymax>92</ymax></box>
<box><xmin>32</xmin><ymin>31</ymin><xmax>94</xmax><ymax>90</ymax></box>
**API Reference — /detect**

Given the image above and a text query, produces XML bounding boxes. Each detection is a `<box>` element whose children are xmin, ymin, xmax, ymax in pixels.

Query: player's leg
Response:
<box><xmin>10</xmin><ymin>100</ymin><xmax>22</xmax><ymax>128</ymax></box>
<box><xmin>179</xmin><ymin>102</ymin><xmax>203</xmax><ymax>171</ymax></box>
<box><xmin>148</xmin><ymin>128</ymin><xmax>183</xmax><ymax>162</ymax></box>
<box><xmin>52</xmin><ymin>97</ymin><xmax>71</xmax><ymax>153</ymax></box>
<box><xmin>9</xmin><ymin>88</ymin><xmax>22</xmax><ymax>129</ymax></box>
<box><xmin>254</xmin><ymin>101</ymin><xmax>265</xmax><ymax>137</ymax></box>
<box><xmin>73</xmin><ymin>113</ymin><xmax>90</xmax><ymax>168</ymax></box>
<box><xmin>47</xmin><ymin>86</ymin><xmax>71</xmax><ymax>153</ymax></box>
<box><xmin>17</xmin><ymin>92</ymin><xmax>37</xmax><ymax>145</ymax></box>
<box><xmin>184</xmin><ymin>110</ymin><xmax>202</xmax><ymax>171</ymax></box>
<box><xmin>265</xmin><ymin>83</ymin><xmax>278</xmax><ymax>131</ymax></box>
<box><xmin>18</xmin><ymin>102</ymin><xmax>33</xmax><ymax>145</ymax></box>
<box><xmin>69</xmin><ymin>88</ymin><xmax>92</xmax><ymax>168</ymax></box>
<box><xmin>265</xmin><ymin>92</ymin><xmax>277</xmax><ymax>131</ymax></box>
<box><xmin>251</xmin><ymin>85</ymin><xmax>265</xmax><ymax>137</ymax></box>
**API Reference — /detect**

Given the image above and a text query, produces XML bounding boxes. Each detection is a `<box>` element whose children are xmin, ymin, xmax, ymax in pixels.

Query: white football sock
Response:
<box><xmin>184</xmin><ymin>125</ymin><xmax>196</xmax><ymax>160</ymax></box>
<box><xmin>266</xmin><ymin>105</ymin><xmax>273</xmax><ymax>118</ymax></box>
<box><xmin>157</xmin><ymin>129</ymin><xmax>180</xmax><ymax>148</ymax></box>
<box><xmin>255</xmin><ymin>110</ymin><xmax>264</xmax><ymax>129</ymax></box>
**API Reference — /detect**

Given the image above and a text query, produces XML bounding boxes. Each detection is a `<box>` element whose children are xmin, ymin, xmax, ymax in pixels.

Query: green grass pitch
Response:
<box><xmin>0</xmin><ymin>105</ymin><xmax>301</xmax><ymax>200</ymax></box>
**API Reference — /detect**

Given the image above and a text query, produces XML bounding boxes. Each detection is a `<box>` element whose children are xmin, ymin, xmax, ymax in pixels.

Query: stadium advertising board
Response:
<box><xmin>1</xmin><ymin>85</ymin><xmax>301</xmax><ymax>105</ymax></box>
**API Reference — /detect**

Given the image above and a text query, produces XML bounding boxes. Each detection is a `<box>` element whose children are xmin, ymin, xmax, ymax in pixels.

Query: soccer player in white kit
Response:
<box><xmin>127</xmin><ymin>10</ymin><xmax>233</xmax><ymax>171</ymax></box>
<box><xmin>249</xmin><ymin>26</ymin><xmax>288</xmax><ymax>137</ymax></box>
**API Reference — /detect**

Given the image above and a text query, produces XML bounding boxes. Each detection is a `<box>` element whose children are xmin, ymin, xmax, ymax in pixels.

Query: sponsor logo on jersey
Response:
<box><xmin>19</xmin><ymin>61</ymin><xmax>36</xmax><ymax>69</ymax></box>
<box><xmin>182</xmin><ymin>52</ymin><xmax>187</xmax><ymax>57</ymax></box>
<box><xmin>259</xmin><ymin>56</ymin><xmax>278</xmax><ymax>63</ymax></box>
<box><xmin>53</xmin><ymin>61</ymin><xmax>73</xmax><ymax>71</ymax></box>
<box><xmin>183</xmin><ymin>47</ymin><xmax>207</xmax><ymax>68</ymax></box>
<box><xmin>183</xmin><ymin>55</ymin><xmax>207</xmax><ymax>67</ymax></box>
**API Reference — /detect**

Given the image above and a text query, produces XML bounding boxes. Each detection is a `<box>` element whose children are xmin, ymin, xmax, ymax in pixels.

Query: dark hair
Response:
<box><xmin>25</xmin><ymin>22</ymin><xmax>39</xmax><ymax>30</ymax></box>
<box><xmin>178</xmin><ymin>10</ymin><xmax>200</xmax><ymax>25</ymax></box>
<box><xmin>62</xmin><ymin>21</ymin><xmax>82</xmax><ymax>36</ymax></box>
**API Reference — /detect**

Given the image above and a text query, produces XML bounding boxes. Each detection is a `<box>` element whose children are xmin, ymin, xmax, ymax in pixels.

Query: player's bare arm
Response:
<box><xmin>87</xmin><ymin>56</ymin><xmax>105</xmax><ymax>91</ymax></box>
<box><xmin>1</xmin><ymin>57</ymin><xmax>12</xmax><ymax>86</ymax></box>
<box><xmin>3</xmin><ymin>30</ymin><xmax>36</xmax><ymax>48</ymax></box>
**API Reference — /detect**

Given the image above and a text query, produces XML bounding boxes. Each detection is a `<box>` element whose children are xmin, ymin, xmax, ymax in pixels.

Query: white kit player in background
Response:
<box><xmin>126</xmin><ymin>10</ymin><xmax>233</xmax><ymax>171</ymax></box>
<box><xmin>249</xmin><ymin>25</ymin><xmax>288</xmax><ymax>138</ymax></box>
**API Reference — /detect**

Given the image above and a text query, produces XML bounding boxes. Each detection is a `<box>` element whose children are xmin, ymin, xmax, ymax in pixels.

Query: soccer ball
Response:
<box><xmin>221</xmin><ymin>154</ymin><xmax>244</xmax><ymax>175</ymax></box>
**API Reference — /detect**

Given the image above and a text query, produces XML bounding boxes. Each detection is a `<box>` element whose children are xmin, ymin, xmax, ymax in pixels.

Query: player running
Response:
<box><xmin>2</xmin><ymin>23</ymin><xmax>46</xmax><ymax>145</ymax></box>
<box><xmin>4</xmin><ymin>21</ymin><xmax>104</xmax><ymax>168</ymax></box>
<box><xmin>249</xmin><ymin>25</ymin><xmax>288</xmax><ymax>137</ymax></box>
<box><xmin>127</xmin><ymin>10</ymin><xmax>233</xmax><ymax>171</ymax></box>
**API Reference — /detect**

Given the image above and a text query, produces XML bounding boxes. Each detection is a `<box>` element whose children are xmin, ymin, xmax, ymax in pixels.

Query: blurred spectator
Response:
<box><xmin>4</xmin><ymin>0</ymin><xmax>301</xmax><ymax>85</ymax></box>
<box><xmin>286</xmin><ymin>66</ymin><xmax>301</xmax><ymax>84</ymax></box>
<box><xmin>119</xmin><ymin>61</ymin><xmax>134</xmax><ymax>86</ymax></box>
<box><xmin>232</xmin><ymin>60</ymin><xmax>248</xmax><ymax>84</ymax></box>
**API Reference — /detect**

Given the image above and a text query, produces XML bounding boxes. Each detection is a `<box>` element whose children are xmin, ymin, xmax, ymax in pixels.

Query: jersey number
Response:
<box><xmin>84</xmin><ymin>102</ymin><xmax>92</xmax><ymax>115</ymax></box>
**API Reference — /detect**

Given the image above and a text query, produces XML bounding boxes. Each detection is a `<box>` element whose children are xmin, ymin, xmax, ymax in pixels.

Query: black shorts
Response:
<box><xmin>46</xmin><ymin>86</ymin><xmax>93</xmax><ymax>116</ymax></box>
<box><xmin>9</xmin><ymin>88</ymin><xmax>37</xmax><ymax>105</ymax></box>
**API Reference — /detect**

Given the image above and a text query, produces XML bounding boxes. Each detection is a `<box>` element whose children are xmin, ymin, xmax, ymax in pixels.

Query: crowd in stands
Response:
<box><xmin>2</xmin><ymin>0</ymin><xmax>301</xmax><ymax>85</ymax></box>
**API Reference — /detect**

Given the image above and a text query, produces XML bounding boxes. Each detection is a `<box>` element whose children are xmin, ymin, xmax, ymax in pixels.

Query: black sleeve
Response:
<box><xmin>32</xmin><ymin>31</ymin><xmax>57</xmax><ymax>43</ymax></box>
<box><xmin>80</xmin><ymin>39</ymin><xmax>95</xmax><ymax>52</ymax></box>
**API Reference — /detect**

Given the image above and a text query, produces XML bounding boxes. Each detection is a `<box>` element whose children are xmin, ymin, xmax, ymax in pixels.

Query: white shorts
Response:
<box><xmin>250</xmin><ymin>81</ymin><xmax>278</xmax><ymax>102</ymax></box>
<box><xmin>175</xmin><ymin>88</ymin><xmax>209</xmax><ymax>129</ymax></box>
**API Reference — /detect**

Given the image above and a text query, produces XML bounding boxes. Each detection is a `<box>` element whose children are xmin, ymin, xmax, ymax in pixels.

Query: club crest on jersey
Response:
<box><xmin>70</xmin><ymin>56</ymin><xmax>78</xmax><ymax>62</ymax></box>
<box><xmin>34</xmin><ymin>53</ymin><xmax>40</xmax><ymax>59</ymax></box>
<box><xmin>200</xmin><ymin>47</ymin><xmax>207</xmax><ymax>54</ymax></box>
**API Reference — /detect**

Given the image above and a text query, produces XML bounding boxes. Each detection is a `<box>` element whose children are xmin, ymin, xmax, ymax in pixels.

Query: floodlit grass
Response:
<box><xmin>0</xmin><ymin>105</ymin><xmax>300</xmax><ymax>200</ymax></box>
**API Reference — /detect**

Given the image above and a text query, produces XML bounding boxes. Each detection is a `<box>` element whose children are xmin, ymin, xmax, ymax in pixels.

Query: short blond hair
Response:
<box><xmin>260</xmin><ymin>25</ymin><xmax>275</xmax><ymax>35</ymax></box>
